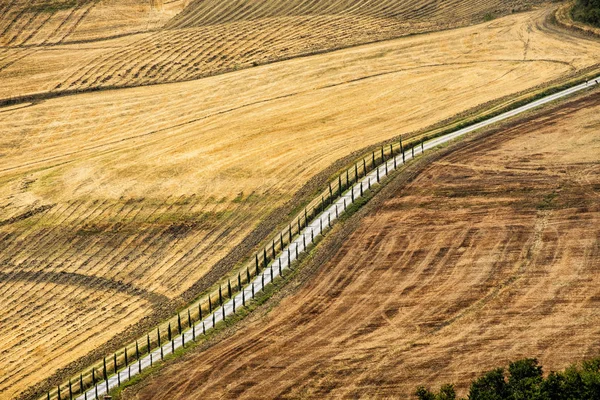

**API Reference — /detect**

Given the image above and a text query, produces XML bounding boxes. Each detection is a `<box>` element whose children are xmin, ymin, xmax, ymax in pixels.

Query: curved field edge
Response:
<box><xmin>45</xmin><ymin>76</ymin><xmax>600</xmax><ymax>398</ymax></box>
<box><xmin>112</xmin><ymin>87</ymin><xmax>600</xmax><ymax>400</ymax></box>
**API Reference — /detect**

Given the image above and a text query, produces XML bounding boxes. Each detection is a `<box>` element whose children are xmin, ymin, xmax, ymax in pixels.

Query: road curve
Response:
<box><xmin>76</xmin><ymin>76</ymin><xmax>599</xmax><ymax>400</ymax></box>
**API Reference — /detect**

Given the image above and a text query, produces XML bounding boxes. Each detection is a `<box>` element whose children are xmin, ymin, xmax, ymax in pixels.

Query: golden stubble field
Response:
<box><xmin>0</xmin><ymin>0</ymin><xmax>543</xmax><ymax>101</ymax></box>
<box><xmin>1</xmin><ymin>6</ymin><xmax>600</xmax><ymax>400</ymax></box>
<box><xmin>128</xmin><ymin>91</ymin><xmax>600</xmax><ymax>400</ymax></box>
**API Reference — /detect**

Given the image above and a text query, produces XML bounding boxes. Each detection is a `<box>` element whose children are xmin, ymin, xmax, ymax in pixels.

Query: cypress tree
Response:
<box><xmin>79</xmin><ymin>374</ymin><xmax>84</xmax><ymax>394</ymax></box>
<box><xmin>297</xmin><ymin>218</ymin><xmax>301</xmax><ymax>233</ymax></box>
<box><xmin>255</xmin><ymin>254</ymin><xmax>259</xmax><ymax>272</ymax></box>
<box><xmin>246</xmin><ymin>268</ymin><xmax>250</xmax><ymax>283</ymax></box>
<box><xmin>261</xmin><ymin>273</ymin><xmax>264</xmax><ymax>289</ymax></box>
<box><xmin>303</xmin><ymin>233</ymin><xmax>306</xmax><ymax>249</ymax></box>
<box><xmin>304</xmin><ymin>208</ymin><xmax>308</xmax><ymax>226</ymax></box>
<box><xmin>212</xmin><ymin>312</ymin><xmax>216</xmax><ymax>327</ymax></box>
<box><xmin>279</xmin><ymin>259</ymin><xmax>283</xmax><ymax>278</ymax></box>
<box><xmin>295</xmin><ymin>243</ymin><xmax>299</xmax><ymax>258</ymax></box>
<box><xmin>221</xmin><ymin>303</ymin><xmax>224</xmax><ymax>320</ymax></box>
<box><xmin>182</xmin><ymin>332</ymin><xmax>185</xmax><ymax>348</ymax></box>
<box><xmin>412</xmin><ymin>146</ymin><xmax>414</xmax><ymax>158</ymax></box>
<box><xmin>381</xmin><ymin>147</ymin><xmax>384</xmax><ymax>162</ymax></box>
<box><xmin>360</xmin><ymin>181</ymin><xmax>363</xmax><ymax>196</ymax></box>
<box><xmin>217</xmin><ymin>285</ymin><xmax>222</xmax><ymax>305</ymax></box>
<box><xmin>328</xmin><ymin>213</ymin><xmax>331</xmax><ymax>228</ymax></box>
<box><xmin>338</xmin><ymin>175</ymin><xmax>342</xmax><ymax>196</ymax></box>
<box><xmin>263</xmin><ymin>248</ymin><xmax>268</xmax><ymax>267</ymax></box>
<box><xmin>209</xmin><ymin>295</ymin><xmax>212</xmax><ymax>313</ymax></box>
<box><xmin>150</xmin><ymin>353</ymin><xmax>153</xmax><ymax>367</ymax></box>
<box><xmin>237</xmin><ymin>273</ymin><xmax>241</xmax><ymax>291</ymax></box>
<box><xmin>202</xmin><ymin>321</ymin><xmax>206</xmax><ymax>335</ymax></box>
<box><xmin>280</xmin><ymin>232</ymin><xmax>284</xmax><ymax>249</ymax></box>
<box><xmin>272</xmin><ymin>240</ymin><xmax>276</xmax><ymax>258</ymax></box>
<box><xmin>158</xmin><ymin>328</ymin><xmax>163</xmax><ymax>359</ymax></box>
<box><xmin>57</xmin><ymin>385</ymin><xmax>61</xmax><ymax>400</ymax></box>
<box><xmin>372</xmin><ymin>151</ymin><xmax>375</xmax><ymax>168</ymax></box>
<box><xmin>69</xmin><ymin>379</ymin><xmax>72</xmax><ymax>399</ymax></box>
<box><xmin>311</xmin><ymin>228</ymin><xmax>314</xmax><ymax>243</ymax></box>
<box><xmin>390</xmin><ymin>143</ymin><xmax>394</xmax><ymax>157</ymax></box>
<box><xmin>124</xmin><ymin>347</ymin><xmax>128</xmax><ymax>366</ymax></box>
<box><xmin>242</xmin><ymin>286</ymin><xmax>246</xmax><ymax>306</ymax></box>
<box><xmin>346</xmin><ymin>169</ymin><xmax>349</xmax><ymax>188</ymax></box>
<box><xmin>321</xmin><ymin>196</ymin><xmax>324</xmax><ymax>213</ymax></box>
<box><xmin>252</xmin><ymin>282</ymin><xmax>255</xmax><ymax>298</ymax></box>
<box><xmin>92</xmin><ymin>368</ymin><xmax>96</xmax><ymax>386</ymax></box>
<box><xmin>171</xmin><ymin>339</ymin><xmax>174</xmax><ymax>354</ymax></box>
<box><xmin>421</xmin><ymin>139</ymin><xmax>424</xmax><ymax>152</ymax></box>
<box><xmin>187</xmin><ymin>309</ymin><xmax>192</xmax><ymax>329</ymax></box>
<box><xmin>377</xmin><ymin>166</ymin><xmax>380</xmax><ymax>182</ymax></box>
<box><xmin>355</xmin><ymin>163</ymin><xmax>358</xmax><ymax>182</ymax></box>
<box><xmin>168</xmin><ymin>323</ymin><xmax>172</xmax><ymax>341</ymax></box>
<box><xmin>228</xmin><ymin>279</ymin><xmax>232</xmax><ymax>298</ymax></box>
<box><xmin>113</xmin><ymin>353</ymin><xmax>117</xmax><ymax>374</ymax></box>
<box><xmin>47</xmin><ymin>392</ymin><xmax>50</xmax><ymax>400</ymax></box>
<box><xmin>103</xmin><ymin>357</ymin><xmax>107</xmax><ymax>381</ymax></box>
<box><xmin>146</xmin><ymin>335</ymin><xmax>150</xmax><ymax>356</ymax></box>
<box><xmin>192</xmin><ymin>323</ymin><xmax>196</xmax><ymax>341</ymax></box>
<box><xmin>329</xmin><ymin>182</ymin><xmax>333</xmax><ymax>199</ymax></box>
<box><xmin>233</xmin><ymin>296</ymin><xmax>236</xmax><ymax>313</ymax></box>
<box><xmin>289</xmin><ymin>224</ymin><xmax>292</xmax><ymax>241</ymax></box>
<box><xmin>178</xmin><ymin>313</ymin><xmax>182</xmax><ymax>334</ymax></box>
<box><xmin>136</xmin><ymin>340</ymin><xmax>140</xmax><ymax>360</ymax></box>
<box><xmin>351</xmin><ymin>185</ymin><xmax>354</xmax><ymax>202</ymax></box>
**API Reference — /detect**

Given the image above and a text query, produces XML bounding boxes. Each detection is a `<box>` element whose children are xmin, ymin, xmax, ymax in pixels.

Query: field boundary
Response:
<box><xmin>38</xmin><ymin>74</ymin><xmax>599</xmax><ymax>400</ymax></box>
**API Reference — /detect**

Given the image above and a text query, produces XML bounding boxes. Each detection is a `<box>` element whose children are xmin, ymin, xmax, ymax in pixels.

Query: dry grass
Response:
<box><xmin>2</xmin><ymin>5</ymin><xmax>600</xmax><ymax>400</ymax></box>
<box><xmin>0</xmin><ymin>0</ymin><xmax>544</xmax><ymax>100</ymax></box>
<box><xmin>0</xmin><ymin>0</ymin><xmax>185</xmax><ymax>47</ymax></box>
<box><xmin>126</xmin><ymin>91</ymin><xmax>600</xmax><ymax>400</ymax></box>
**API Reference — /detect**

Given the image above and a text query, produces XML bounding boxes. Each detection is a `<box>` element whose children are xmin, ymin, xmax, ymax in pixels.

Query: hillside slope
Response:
<box><xmin>0</xmin><ymin>0</ymin><xmax>544</xmax><ymax>101</ymax></box>
<box><xmin>128</xmin><ymin>91</ymin><xmax>600</xmax><ymax>399</ymax></box>
<box><xmin>3</xmin><ymin>9</ymin><xmax>600</xmax><ymax>399</ymax></box>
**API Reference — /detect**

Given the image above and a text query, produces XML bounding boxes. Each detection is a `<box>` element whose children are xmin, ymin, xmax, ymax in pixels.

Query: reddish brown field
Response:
<box><xmin>128</xmin><ymin>91</ymin><xmax>600</xmax><ymax>399</ymax></box>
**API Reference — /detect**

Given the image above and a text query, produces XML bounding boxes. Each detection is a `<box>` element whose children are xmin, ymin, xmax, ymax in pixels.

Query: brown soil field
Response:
<box><xmin>0</xmin><ymin>0</ymin><xmax>544</xmax><ymax>101</ymax></box>
<box><xmin>2</xmin><ymin>6</ymin><xmax>600</xmax><ymax>400</ymax></box>
<box><xmin>127</xmin><ymin>90</ymin><xmax>600</xmax><ymax>400</ymax></box>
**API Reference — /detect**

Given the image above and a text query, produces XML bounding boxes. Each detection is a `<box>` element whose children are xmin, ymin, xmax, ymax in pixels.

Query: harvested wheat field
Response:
<box><xmin>2</xmin><ymin>4</ymin><xmax>600</xmax><ymax>400</ymax></box>
<box><xmin>126</xmin><ymin>90</ymin><xmax>600</xmax><ymax>400</ymax></box>
<box><xmin>0</xmin><ymin>0</ymin><xmax>544</xmax><ymax>101</ymax></box>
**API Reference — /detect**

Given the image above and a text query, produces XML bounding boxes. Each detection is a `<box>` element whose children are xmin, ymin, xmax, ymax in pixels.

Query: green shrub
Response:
<box><xmin>415</xmin><ymin>357</ymin><xmax>600</xmax><ymax>399</ymax></box>
<box><xmin>572</xmin><ymin>0</ymin><xmax>600</xmax><ymax>27</ymax></box>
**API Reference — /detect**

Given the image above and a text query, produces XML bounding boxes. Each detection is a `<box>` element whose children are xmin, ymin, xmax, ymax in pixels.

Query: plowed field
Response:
<box><xmin>129</xmin><ymin>91</ymin><xmax>600</xmax><ymax>400</ymax></box>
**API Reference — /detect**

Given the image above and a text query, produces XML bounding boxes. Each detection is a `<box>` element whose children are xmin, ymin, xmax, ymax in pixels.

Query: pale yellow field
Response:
<box><xmin>0</xmin><ymin>0</ymin><xmax>542</xmax><ymax>101</ymax></box>
<box><xmin>1</xmin><ymin>6</ymin><xmax>600</xmax><ymax>400</ymax></box>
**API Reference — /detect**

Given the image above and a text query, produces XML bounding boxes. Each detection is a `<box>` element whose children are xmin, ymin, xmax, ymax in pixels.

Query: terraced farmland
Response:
<box><xmin>0</xmin><ymin>0</ymin><xmax>543</xmax><ymax>100</ymax></box>
<box><xmin>127</xmin><ymin>91</ymin><xmax>600</xmax><ymax>400</ymax></box>
<box><xmin>1</xmin><ymin>2</ymin><xmax>600</xmax><ymax>400</ymax></box>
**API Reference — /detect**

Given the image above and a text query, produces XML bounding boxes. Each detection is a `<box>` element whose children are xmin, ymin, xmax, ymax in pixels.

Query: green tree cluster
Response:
<box><xmin>416</xmin><ymin>358</ymin><xmax>600</xmax><ymax>400</ymax></box>
<box><xmin>572</xmin><ymin>0</ymin><xmax>600</xmax><ymax>27</ymax></box>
